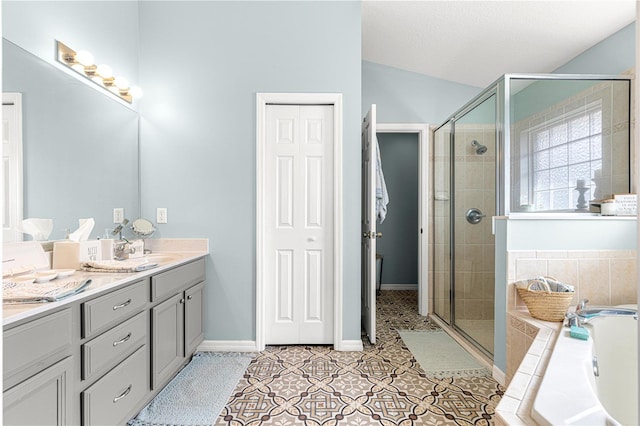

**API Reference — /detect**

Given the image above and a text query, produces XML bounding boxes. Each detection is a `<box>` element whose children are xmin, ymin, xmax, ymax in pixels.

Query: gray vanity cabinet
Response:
<box><xmin>185</xmin><ymin>281</ymin><xmax>205</xmax><ymax>354</ymax></box>
<box><xmin>3</xmin><ymin>255</ymin><xmax>206</xmax><ymax>426</ymax></box>
<box><xmin>151</xmin><ymin>292</ymin><xmax>185</xmax><ymax>389</ymax></box>
<box><xmin>150</xmin><ymin>259</ymin><xmax>205</xmax><ymax>390</ymax></box>
<box><xmin>3</xmin><ymin>308</ymin><xmax>74</xmax><ymax>426</ymax></box>
<box><xmin>4</xmin><ymin>357</ymin><xmax>73</xmax><ymax>426</ymax></box>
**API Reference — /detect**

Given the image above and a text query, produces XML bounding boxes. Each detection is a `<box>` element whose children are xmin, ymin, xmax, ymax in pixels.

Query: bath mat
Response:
<box><xmin>398</xmin><ymin>330</ymin><xmax>490</xmax><ymax>378</ymax></box>
<box><xmin>128</xmin><ymin>352</ymin><xmax>253</xmax><ymax>426</ymax></box>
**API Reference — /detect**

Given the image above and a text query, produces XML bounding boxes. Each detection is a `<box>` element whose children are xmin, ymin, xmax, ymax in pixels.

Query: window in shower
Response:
<box><xmin>510</xmin><ymin>78</ymin><xmax>630</xmax><ymax>213</ymax></box>
<box><xmin>519</xmin><ymin>101</ymin><xmax>603</xmax><ymax>211</ymax></box>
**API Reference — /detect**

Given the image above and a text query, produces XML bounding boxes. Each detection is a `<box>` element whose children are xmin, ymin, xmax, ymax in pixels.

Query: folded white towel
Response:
<box><xmin>81</xmin><ymin>259</ymin><xmax>158</xmax><ymax>273</ymax></box>
<box><xmin>3</xmin><ymin>279</ymin><xmax>91</xmax><ymax>303</ymax></box>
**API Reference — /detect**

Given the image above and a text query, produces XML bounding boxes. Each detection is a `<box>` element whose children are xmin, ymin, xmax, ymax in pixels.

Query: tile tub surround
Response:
<box><xmin>496</xmin><ymin>312</ymin><xmax>561</xmax><ymax>426</ymax></box>
<box><xmin>507</xmin><ymin>250</ymin><xmax>638</xmax><ymax>312</ymax></box>
<box><xmin>497</xmin><ymin>248</ymin><xmax>637</xmax><ymax>425</ymax></box>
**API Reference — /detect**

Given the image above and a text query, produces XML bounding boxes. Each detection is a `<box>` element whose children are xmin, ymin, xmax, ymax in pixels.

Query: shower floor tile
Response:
<box><xmin>217</xmin><ymin>290</ymin><xmax>504</xmax><ymax>425</ymax></box>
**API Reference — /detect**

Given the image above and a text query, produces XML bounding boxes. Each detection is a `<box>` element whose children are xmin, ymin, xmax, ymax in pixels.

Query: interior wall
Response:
<box><xmin>139</xmin><ymin>1</ymin><xmax>362</xmax><ymax>342</ymax></box>
<box><xmin>362</xmin><ymin>61</ymin><xmax>482</xmax><ymax>123</ymax></box>
<box><xmin>3</xmin><ymin>1</ymin><xmax>140</xmax><ymax>97</ymax></box>
<box><xmin>376</xmin><ymin>133</ymin><xmax>419</xmax><ymax>286</ymax></box>
<box><xmin>553</xmin><ymin>23</ymin><xmax>635</xmax><ymax>75</ymax></box>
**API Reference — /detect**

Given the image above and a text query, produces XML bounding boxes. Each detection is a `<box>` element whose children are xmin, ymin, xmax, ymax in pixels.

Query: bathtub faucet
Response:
<box><xmin>566</xmin><ymin>298</ymin><xmax>638</xmax><ymax>327</ymax></box>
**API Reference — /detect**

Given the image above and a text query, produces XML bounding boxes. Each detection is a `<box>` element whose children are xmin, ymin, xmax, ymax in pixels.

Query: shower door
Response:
<box><xmin>451</xmin><ymin>94</ymin><xmax>497</xmax><ymax>355</ymax></box>
<box><xmin>432</xmin><ymin>122</ymin><xmax>452</xmax><ymax>325</ymax></box>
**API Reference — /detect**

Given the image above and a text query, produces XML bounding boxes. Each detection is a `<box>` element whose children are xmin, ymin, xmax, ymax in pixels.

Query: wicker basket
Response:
<box><xmin>515</xmin><ymin>277</ymin><xmax>574</xmax><ymax>322</ymax></box>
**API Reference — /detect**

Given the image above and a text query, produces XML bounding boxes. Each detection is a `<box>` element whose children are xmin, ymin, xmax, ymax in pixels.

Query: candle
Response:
<box><xmin>577</xmin><ymin>179</ymin><xmax>585</xmax><ymax>188</ymax></box>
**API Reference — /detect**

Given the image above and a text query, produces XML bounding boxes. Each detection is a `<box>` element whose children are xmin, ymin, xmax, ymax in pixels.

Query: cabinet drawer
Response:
<box><xmin>82</xmin><ymin>279</ymin><xmax>148</xmax><ymax>338</ymax></box>
<box><xmin>3</xmin><ymin>309</ymin><xmax>72</xmax><ymax>390</ymax></box>
<box><xmin>151</xmin><ymin>258</ymin><xmax>205</xmax><ymax>302</ymax></box>
<box><xmin>82</xmin><ymin>345</ymin><xmax>148</xmax><ymax>426</ymax></box>
<box><xmin>82</xmin><ymin>311</ymin><xmax>147</xmax><ymax>381</ymax></box>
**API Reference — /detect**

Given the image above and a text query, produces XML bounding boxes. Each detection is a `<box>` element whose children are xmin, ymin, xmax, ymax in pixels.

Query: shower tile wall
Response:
<box><xmin>511</xmin><ymin>80</ymin><xmax>631</xmax><ymax>211</ymax></box>
<box><xmin>454</xmin><ymin>123</ymin><xmax>496</xmax><ymax>323</ymax></box>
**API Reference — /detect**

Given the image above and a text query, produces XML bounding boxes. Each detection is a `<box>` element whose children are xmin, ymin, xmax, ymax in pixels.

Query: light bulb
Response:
<box><xmin>129</xmin><ymin>86</ymin><xmax>144</xmax><ymax>99</ymax></box>
<box><xmin>114</xmin><ymin>76</ymin><xmax>129</xmax><ymax>90</ymax></box>
<box><xmin>96</xmin><ymin>64</ymin><xmax>113</xmax><ymax>78</ymax></box>
<box><xmin>75</xmin><ymin>50</ymin><xmax>94</xmax><ymax>67</ymax></box>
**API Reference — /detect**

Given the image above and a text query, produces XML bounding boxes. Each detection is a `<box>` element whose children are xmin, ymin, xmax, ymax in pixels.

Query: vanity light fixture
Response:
<box><xmin>56</xmin><ymin>40</ymin><xmax>143</xmax><ymax>103</ymax></box>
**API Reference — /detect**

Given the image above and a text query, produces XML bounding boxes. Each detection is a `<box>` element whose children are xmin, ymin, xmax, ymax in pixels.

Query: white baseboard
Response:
<box><xmin>380</xmin><ymin>283</ymin><xmax>418</xmax><ymax>290</ymax></box>
<box><xmin>492</xmin><ymin>365</ymin><xmax>506</xmax><ymax>386</ymax></box>
<box><xmin>335</xmin><ymin>340</ymin><xmax>364</xmax><ymax>351</ymax></box>
<box><xmin>197</xmin><ymin>340</ymin><xmax>259</xmax><ymax>352</ymax></box>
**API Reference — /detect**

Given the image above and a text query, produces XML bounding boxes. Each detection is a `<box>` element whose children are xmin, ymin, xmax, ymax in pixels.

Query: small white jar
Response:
<box><xmin>601</xmin><ymin>199</ymin><xmax>616</xmax><ymax>216</ymax></box>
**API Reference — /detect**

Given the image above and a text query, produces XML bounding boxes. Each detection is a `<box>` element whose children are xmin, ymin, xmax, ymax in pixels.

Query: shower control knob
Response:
<box><xmin>465</xmin><ymin>208</ymin><xmax>486</xmax><ymax>225</ymax></box>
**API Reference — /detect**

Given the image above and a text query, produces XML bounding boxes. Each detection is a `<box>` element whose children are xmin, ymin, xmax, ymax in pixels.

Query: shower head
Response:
<box><xmin>471</xmin><ymin>140</ymin><xmax>488</xmax><ymax>155</ymax></box>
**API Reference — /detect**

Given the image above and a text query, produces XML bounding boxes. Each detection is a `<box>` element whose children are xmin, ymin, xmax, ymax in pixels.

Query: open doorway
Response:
<box><xmin>376</xmin><ymin>124</ymin><xmax>429</xmax><ymax>318</ymax></box>
<box><xmin>361</xmin><ymin>105</ymin><xmax>429</xmax><ymax>344</ymax></box>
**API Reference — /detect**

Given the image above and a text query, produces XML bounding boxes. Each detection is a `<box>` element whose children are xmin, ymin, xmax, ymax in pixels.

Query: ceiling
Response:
<box><xmin>362</xmin><ymin>0</ymin><xmax>636</xmax><ymax>88</ymax></box>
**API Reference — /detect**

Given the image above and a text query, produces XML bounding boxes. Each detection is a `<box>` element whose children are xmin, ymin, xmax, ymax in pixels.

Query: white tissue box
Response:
<box><xmin>79</xmin><ymin>240</ymin><xmax>102</xmax><ymax>262</ymax></box>
<box><xmin>128</xmin><ymin>240</ymin><xmax>145</xmax><ymax>258</ymax></box>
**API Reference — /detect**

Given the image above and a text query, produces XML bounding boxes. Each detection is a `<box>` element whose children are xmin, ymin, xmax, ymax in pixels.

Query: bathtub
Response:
<box><xmin>532</xmin><ymin>306</ymin><xmax>638</xmax><ymax>426</ymax></box>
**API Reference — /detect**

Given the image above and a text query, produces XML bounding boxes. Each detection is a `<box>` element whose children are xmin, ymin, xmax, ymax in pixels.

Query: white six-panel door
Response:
<box><xmin>361</xmin><ymin>105</ymin><xmax>377</xmax><ymax>344</ymax></box>
<box><xmin>264</xmin><ymin>105</ymin><xmax>334</xmax><ymax>344</ymax></box>
<box><xmin>3</xmin><ymin>93</ymin><xmax>23</xmax><ymax>243</ymax></box>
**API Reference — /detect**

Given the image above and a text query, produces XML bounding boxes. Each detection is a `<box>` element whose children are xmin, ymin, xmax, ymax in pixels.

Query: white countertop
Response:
<box><xmin>3</xmin><ymin>241</ymin><xmax>208</xmax><ymax>327</ymax></box>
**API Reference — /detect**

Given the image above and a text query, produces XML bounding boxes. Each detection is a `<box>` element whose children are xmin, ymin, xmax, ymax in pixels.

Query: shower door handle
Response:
<box><xmin>465</xmin><ymin>208</ymin><xmax>486</xmax><ymax>225</ymax></box>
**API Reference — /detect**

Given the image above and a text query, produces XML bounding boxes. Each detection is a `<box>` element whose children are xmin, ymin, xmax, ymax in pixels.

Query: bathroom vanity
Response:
<box><xmin>3</xmin><ymin>248</ymin><xmax>207</xmax><ymax>426</ymax></box>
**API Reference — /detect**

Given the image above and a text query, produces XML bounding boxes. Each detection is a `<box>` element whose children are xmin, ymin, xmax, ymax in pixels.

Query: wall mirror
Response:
<box><xmin>3</xmin><ymin>38</ymin><xmax>139</xmax><ymax>241</ymax></box>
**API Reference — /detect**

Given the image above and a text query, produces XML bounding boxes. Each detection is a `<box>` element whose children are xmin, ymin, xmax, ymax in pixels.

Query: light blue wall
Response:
<box><xmin>512</xmin><ymin>22</ymin><xmax>635</xmax><ymax>122</ymax></box>
<box><xmin>507</xmin><ymin>218</ymin><xmax>637</xmax><ymax>250</ymax></box>
<box><xmin>139</xmin><ymin>1</ymin><xmax>362</xmax><ymax>341</ymax></box>
<box><xmin>2</xmin><ymin>1</ymin><xmax>140</xmax><ymax>239</ymax></box>
<box><xmin>362</xmin><ymin>61</ymin><xmax>482</xmax><ymax>124</ymax></box>
<box><xmin>554</xmin><ymin>23</ymin><xmax>635</xmax><ymax>75</ymax></box>
<box><xmin>3</xmin><ymin>1</ymin><xmax>140</xmax><ymax>94</ymax></box>
<box><xmin>376</xmin><ymin>133</ymin><xmax>419</xmax><ymax>285</ymax></box>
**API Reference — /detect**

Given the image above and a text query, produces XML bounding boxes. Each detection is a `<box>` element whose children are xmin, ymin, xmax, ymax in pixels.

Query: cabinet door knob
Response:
<box><xmin>187</xmin><ymin>295</ymin><xmax>193</xmax><ymax>300</ymax></box>
<box><xmin>179</xmin><ymin>299</ymin><xmax>185</xmax><ymax>304</ymax></box>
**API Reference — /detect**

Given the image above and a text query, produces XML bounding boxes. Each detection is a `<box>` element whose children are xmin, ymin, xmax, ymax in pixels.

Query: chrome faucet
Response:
<box><xmin>114</xmin><ymin>238</ymin><xmax>135</xmax><ymax>261</ymax></box>
<box><xmin>566</xmin><ymin>298</ymin><xmax>637</xmax><ymax>327</ymax></box>
<box><xmin>111</xmin><ymin>218</ymin><xmax>130</xmax><ymax>240</ymax></box>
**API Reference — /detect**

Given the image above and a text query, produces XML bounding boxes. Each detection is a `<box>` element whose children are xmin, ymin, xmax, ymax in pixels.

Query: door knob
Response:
<box><xmin>376</xmin><ymin>232</ymin><xmax>383</xmax><ymax>238</ymax></box>
<box><xmin>465</xmin><ymin>208</ymin><xmax>486</xmax><ymax>225</ymax></box>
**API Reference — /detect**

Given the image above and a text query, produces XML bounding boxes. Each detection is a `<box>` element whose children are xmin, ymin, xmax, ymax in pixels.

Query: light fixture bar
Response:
<box><xmin>56</xmin><ymin>40</ymin><xmax>142</xmax><ymax>104</ymax></box>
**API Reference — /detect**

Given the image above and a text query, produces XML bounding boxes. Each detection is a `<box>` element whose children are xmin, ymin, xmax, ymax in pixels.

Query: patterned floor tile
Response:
<box><xmin>216</xmin><ymin>291</ymin><xmax>504</xmax><ymax>425</ymax></box>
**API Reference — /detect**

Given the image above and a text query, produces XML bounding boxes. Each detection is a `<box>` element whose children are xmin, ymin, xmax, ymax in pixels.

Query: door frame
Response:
<box><xmin>376</xmin><ymin>123</ymin><xmax>430</xmax><ymax>316</ymax></box>
<box><xmin>256</xmin><ymin>93</ymin><xmax>344</xmax><ymax>351</ymax></box>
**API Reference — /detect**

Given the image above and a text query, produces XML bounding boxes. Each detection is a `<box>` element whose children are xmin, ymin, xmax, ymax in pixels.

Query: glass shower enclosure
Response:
<box><xmin>432</xmin><ymin>74</ymin><xmax>631</xmax><ymax>358</ymax></box>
